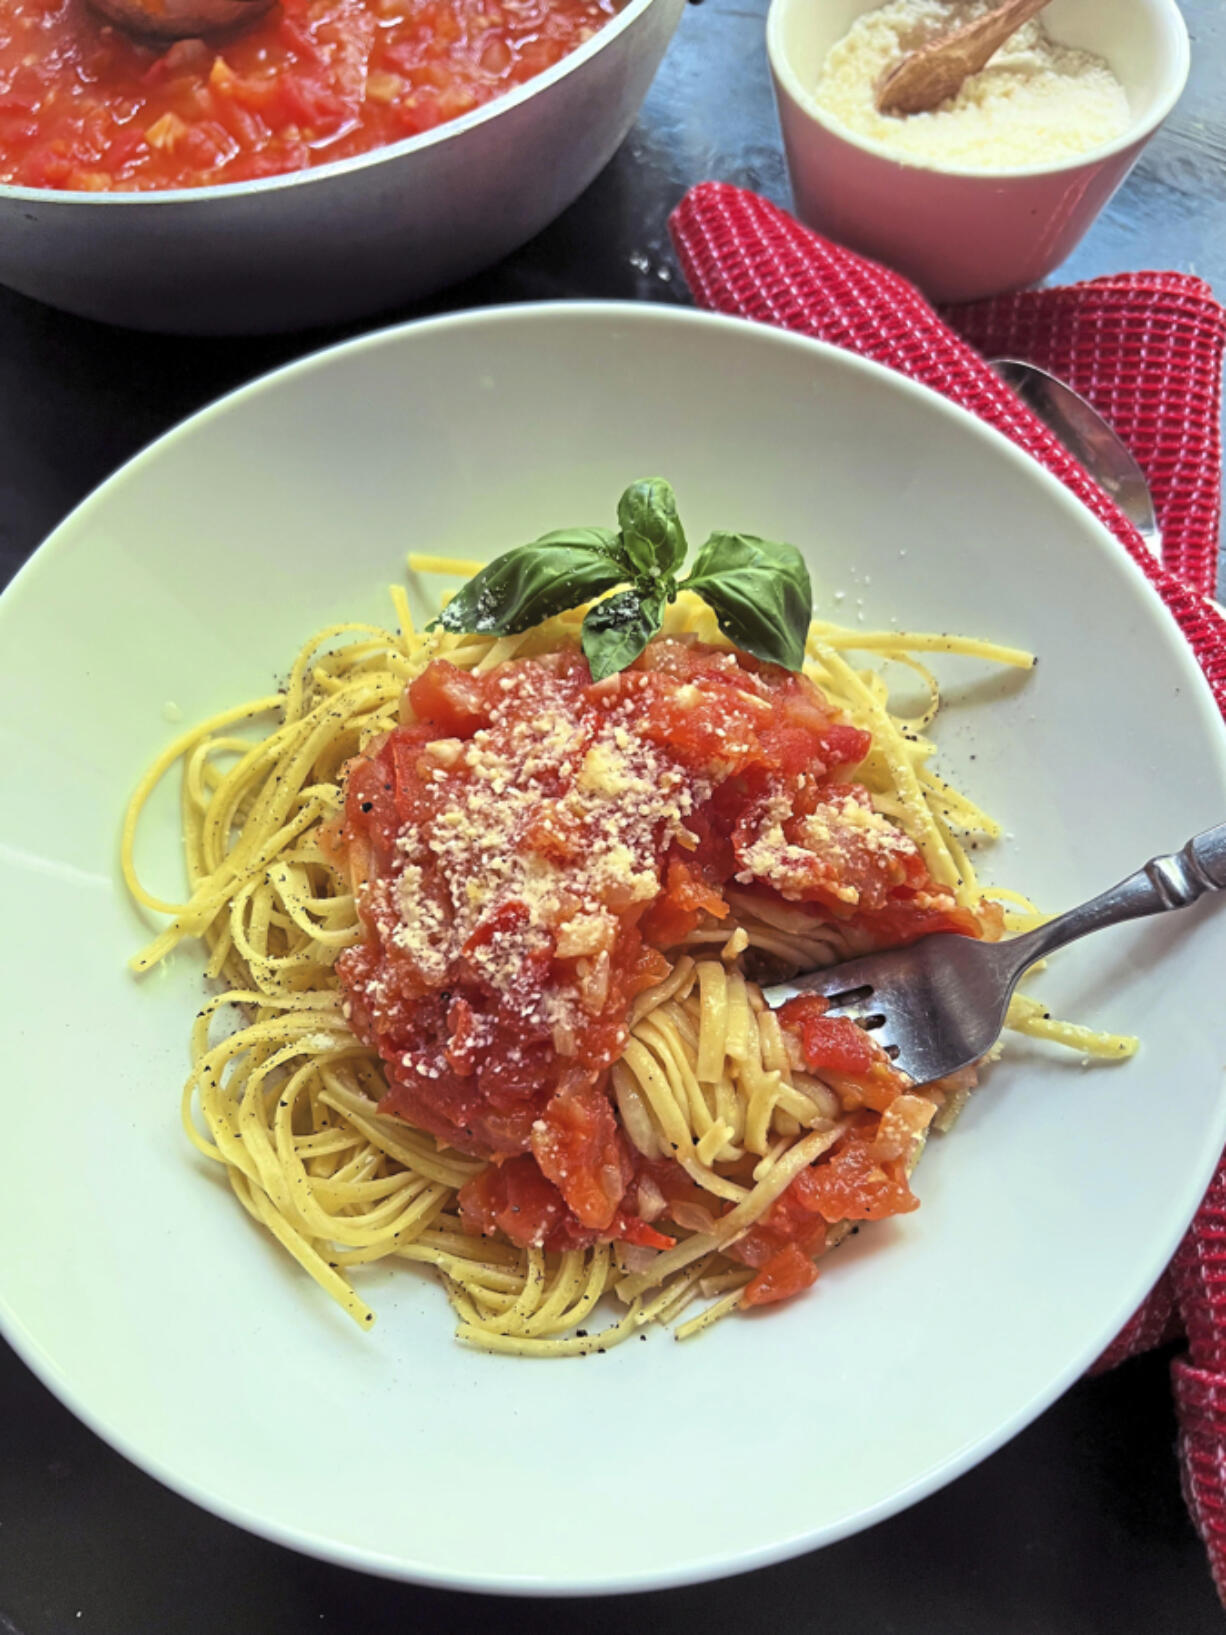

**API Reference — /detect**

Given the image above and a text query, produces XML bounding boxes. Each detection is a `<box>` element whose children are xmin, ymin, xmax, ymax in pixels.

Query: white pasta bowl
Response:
<box><xmin>0</xmin><ymin>0</ymin><xmax>682</xmax><ymax>335</ymax></box>
<box><xmin>0</xmin><ymin>302</ymin><xmax>1224</xmax><ymax>1593</ymax></box>
<box><xmin>767</xmin><ymin>0</ymin><xmax>1190</xmax><ymax>303</ymax></box>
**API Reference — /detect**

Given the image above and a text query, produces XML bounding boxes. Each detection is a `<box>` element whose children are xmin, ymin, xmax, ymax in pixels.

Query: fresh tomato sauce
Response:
<box><xmin>334</xmin><ymin>638</ymin><xmax>993</xmax><ymax>1280</ymax></box>
<box><xmin>0</xmin><ymin>0</ymin><xmax>619</xmax><ymax>191</ymax></box>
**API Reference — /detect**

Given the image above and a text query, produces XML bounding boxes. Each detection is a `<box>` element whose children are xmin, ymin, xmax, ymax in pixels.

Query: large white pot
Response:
<box><xmin>0</xmin><ymin>0</ymin><xmax>683</xmax><ymax>334</ymax></box>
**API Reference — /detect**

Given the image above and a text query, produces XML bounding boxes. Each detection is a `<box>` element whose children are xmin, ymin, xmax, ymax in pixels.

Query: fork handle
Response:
<box><xmin>1003</xmin><ymin>821</ymin><xmax>1226</xmax><ymax>974</ymax></box>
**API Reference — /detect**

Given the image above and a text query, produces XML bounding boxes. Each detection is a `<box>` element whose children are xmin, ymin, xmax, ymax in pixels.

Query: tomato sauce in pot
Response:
<box><xmin>0</xmin><ymin>0</ymin><xmax>620</xmax><ymax>191</ymax></box>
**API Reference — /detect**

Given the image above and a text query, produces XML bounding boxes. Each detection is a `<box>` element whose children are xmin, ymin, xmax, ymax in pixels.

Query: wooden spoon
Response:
<box><xmin>88</xmin><ymin>0</ymin><xmax>274</xmax><ymax>39</ymax></box>
<box><xmin>876</xmin><ymin>0</ymin><xmax>1052</xmax><ymax>117</ymax></box>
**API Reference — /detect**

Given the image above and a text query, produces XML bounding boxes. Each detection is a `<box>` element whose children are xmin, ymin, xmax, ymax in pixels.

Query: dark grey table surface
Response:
<box><xmin>1</xmin><ymin>2</ymin><xmax>1223</xmax><ymax>1631</ymax></box>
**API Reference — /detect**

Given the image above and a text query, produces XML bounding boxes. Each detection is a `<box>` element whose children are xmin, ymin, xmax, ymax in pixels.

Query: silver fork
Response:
<box><xmin>762</xmin><ymin>823</ymin><xmax>1226</xmax><ymax>1088</ymax></box>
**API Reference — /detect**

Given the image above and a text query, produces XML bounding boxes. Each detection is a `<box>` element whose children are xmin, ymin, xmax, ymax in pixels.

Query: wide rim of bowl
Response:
<box><xmin>3</xmin><ymin>300</ymin><xmax>1226</xmax><ymax>1596</ymax></box>
<box><xmin>0</xmin><ymin>0</ymin><xmax>665</xmax><ymax>208</ymax></box>
<box><xmin>766</xmin><ymin>0</ymin><xmax>1191</xmax><ymax>183</ymax></box>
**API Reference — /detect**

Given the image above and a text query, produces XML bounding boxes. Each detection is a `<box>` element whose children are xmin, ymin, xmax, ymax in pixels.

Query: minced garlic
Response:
<box><xmin>813</xmin><ymin>0</ymin><xmax>1130</xmax><ymax>172</ymax></box>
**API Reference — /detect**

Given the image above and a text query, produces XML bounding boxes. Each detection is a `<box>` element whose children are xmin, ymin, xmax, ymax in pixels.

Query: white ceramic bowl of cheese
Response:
<box><xmin>766</xmin><ymin>0</ymin><xmax>1190</xmax><ymax>303</ymax></box>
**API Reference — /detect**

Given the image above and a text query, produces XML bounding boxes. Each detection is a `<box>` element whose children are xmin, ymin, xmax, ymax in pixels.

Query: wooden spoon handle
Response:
<box><xmin>934</xmin><ymin>0</ymin><xmax>1052</xmax><ymax>75</ymax></box>
<box><xmin>877</xmin><ymin>0</ymin><xmax>1051</xmax><ymax>117</ymax></box>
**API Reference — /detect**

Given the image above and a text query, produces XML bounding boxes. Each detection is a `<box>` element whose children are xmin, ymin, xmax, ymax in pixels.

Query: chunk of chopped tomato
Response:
<box><xmin>726</xmin><ymin>1170</ymin><xmax>828</xmax><ymax>1270</ymax></box>
<box><xmin>742</xmin><ymin>1244</ymin><xmax>820</xmax><ymax>1308</ymax></box>
<box><xmin>532</xmin><ymin>1083</ymin><xmax>631</xmax><ymax>1231</ymax></box>
<box><xmin>871</xmin><ymin>897</ymin><xmax>1002</xmax><ymax>946</ymax></box>
<box><xmin>457</xmin><ymin>1152</ymin><xmax>673</xmax><ymax>1253</ymax></box>
<box><xmin>407</xmin><ymin>659</ymin><xmax>493</xmax><ymax>738</ymax></box>
<box><xmin>639</xmin><ymin>855</ymin><xmax>729</xmax><ymax>946</ymax></box>
<box><xmin>443</xmin><ymin>995</ymin><xmax>480</xmax><ymax>1077</ymax></box>
<box><xmin>612</xmin><ymin>1212</ymin><xmax>676</xmax><ymax>1251</ymax></box>
<box><xmin>781</xmin><ymin>996</ymin><xmax>880</xmax><ymax>1078</ymax></box>
<box><xmin>814</xmin><ymin>722</ymin><xmax>872</xmax><ymax>770</ymax></box>
<box><xmin>458</xmin><ymin>1155</ymin><xmax>567</xmax><ymax>1250</ymax></box>
<box><xmin>793</xmin><ymin>1129</ymin><xmax>918</xmax><ymax>1223</ymax></box>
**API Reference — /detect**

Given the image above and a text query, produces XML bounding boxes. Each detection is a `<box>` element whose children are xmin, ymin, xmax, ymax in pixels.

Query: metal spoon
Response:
<box><xmin>990</xmin><ymin>357</ymin><xmax>1226</xmax><ymax>617</ymax></box>
<box><xmin>876</xmin><ymin>0</ymin><xmax>1051</xmax><ymax>117</ymax></box>
<box><xmin>990</xmin><ymin>358</ymin><xmax>1161</xmax><ymax>557</ymax></box>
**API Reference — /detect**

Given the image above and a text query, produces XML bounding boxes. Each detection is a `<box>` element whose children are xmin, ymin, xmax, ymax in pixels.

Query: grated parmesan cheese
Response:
<box><xmin>813</xmin><ymin>0</ymin><xmax>1131</xmax><ymax>172</ymax></box>
<box><xmin>735</xmin><ymin>789</ymin><xmax>917</xmax><ymax>903</ymax></box>
<box><xmin>382</xmin><ymin>666</ymin><xmax>710</xmax><ymax>1051</ymax></box>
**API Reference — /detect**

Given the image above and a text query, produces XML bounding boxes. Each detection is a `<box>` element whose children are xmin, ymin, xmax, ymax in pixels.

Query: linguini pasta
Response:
<box><xmin>123</xmin><ymin>582</ymin><xmax>1136</xmax><ymax>1355</ymax></box>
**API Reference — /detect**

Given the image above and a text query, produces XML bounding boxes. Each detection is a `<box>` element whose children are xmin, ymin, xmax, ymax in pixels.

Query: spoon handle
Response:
<box><xmin>938</xmin><ymin>0</ymin><xmax>1051</xmax><ymax>73</ymax></box>
<box><xmin>877</xmin><ymin>0</ymin><xmax>1051</xmax><ymax>116</ymax></box>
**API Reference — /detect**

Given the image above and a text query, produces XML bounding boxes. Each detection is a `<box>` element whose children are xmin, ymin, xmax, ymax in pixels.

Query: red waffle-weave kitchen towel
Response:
<box><xmin>670</xmin><ymin>181</ymin><xmax>1226</xmax><ymax>1593</ymax></box>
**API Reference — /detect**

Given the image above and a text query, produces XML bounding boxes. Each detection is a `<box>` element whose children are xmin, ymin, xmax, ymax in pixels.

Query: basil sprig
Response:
<box><xmin>430</xmin><ymin>480</ymin><xmax>812</xmax><ymax>681</ymax></box>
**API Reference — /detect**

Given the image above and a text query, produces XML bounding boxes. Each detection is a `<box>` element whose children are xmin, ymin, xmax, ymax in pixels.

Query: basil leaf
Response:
<box><xmin>617</xmin><ymin>479</ymin><xmax>688</xmax><ymax>578</ymax></box>
<box><xmin>681</xmin><ymin>532</ymin><xmax>812</xmax><ymax>671</ymax></box>
<box><xmin>581</xmin><ymin>587</ymin><xmax>666</xmax><ymax>682</ymax></box>
<box><xmin>432</xmin><ymin>544</ymin><xmax>627</xmax><ymax>636</ymax></box>
<box><xmin>533</xmin><ymin>526</ymin><xmax>624</xmax><ymax>561</ymax></box>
